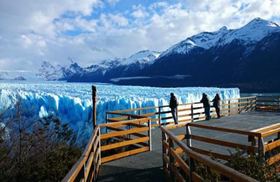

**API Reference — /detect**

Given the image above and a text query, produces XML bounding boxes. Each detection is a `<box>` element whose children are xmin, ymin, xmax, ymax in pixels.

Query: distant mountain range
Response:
<box><xmin>135</xmin><ymin>17</ymin><xmax>280</xmax><ymax>92</ymax></box>
<box><xmin>69</xmin><ymin>18</ymin><xmax>280</xmax><ymax>92</ymax></box>
<box><xmin>4</xmin><ymin>18</ymin><xmax>280</xmax><ymax>92</ymax></box>
<box><xmin>36</xmin><ymin>50</ymin><xmax>160</xmax><ymax>82</ymax></box>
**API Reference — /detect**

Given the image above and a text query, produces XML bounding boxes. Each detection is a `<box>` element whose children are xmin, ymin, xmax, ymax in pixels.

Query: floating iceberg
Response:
<box><xmin>0</xmin><ymin>81</ymin><xmax>240</xmax><ymax>143</ymax></box>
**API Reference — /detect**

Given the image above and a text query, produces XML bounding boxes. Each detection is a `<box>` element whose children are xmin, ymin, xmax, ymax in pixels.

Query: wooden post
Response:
<box><xmin>237</xmin><ymin>98</ymin><xmax>240</xmax><ymax>114</ymax></box>
<box><xmin>148</xmin><ymin>119</ymin><xmax>152</xmax><ymax>151</ymax></box>
<box><xmin>176</xmin><ymin>106</ymin><xmax>179</xmax><ymax>124</ymax></box>
<box><xmin>188</xmin><ymin>157</ymin><xmax>194</xmax><ymax>182</ymax></box>
<box><xmin>248</xmin><ymin>135</ymin><xmax>256</xmax><ymax>154</ymax></box>
<box><xmin>83</xmin><ymin>163</ymin><xmax>87</xmax><ymax>181</ymax></box>
<box><xmin>254</xmin><ymin>96</ymin><xmax>257</xmax><ymax>111</ymax></box>
<box><xmin>105</xmin><ymin>112</ymin><xmax>108</xmax><ymax>124</ymax></box>
<box><xmin>250</xmin><ymin>98</ymin><xmax>253</xmax><ymax>111</ymax></box>
<box><xmin>168</xmin><ymin>138</ymin><xmax>175</xmax><ymax>181</ymax></box>
<box><xmin>256</xmin><ymin>96</ymin><xmax>259</xmax><ymax>111</ymax></box>
<box><xmin>191</xmin><ymin>104</ymin><xmax>194</xmax><ymax>122</ymax></box>
<box><xmin>92</xmin><ymin>85</ymin><xmax>97</xmax><ymax>129</ymax></box>
<box><xmin>162</xmin><ymin>131</ymin><xmax>167</xmax><ymax>173</ymax></box>
<box><xmin>158</xmin><ymin>107</ymin><xmax>161</xmax><ymax>125</ymax></box>
<box><xmin>278</xmin><ymin>96</ymin><xmax>280</xmax><ymax>111</ymax></box>
<box><xmin>247</xmin><ymin>98</ymin><xmax>249</xmax><ymax>112</ymax></box>
<box><xmin>105</xmin><ymin>112</ymin><xmax>108</xmax><ymax>133</ymax></box>
<box><xmin>228</xmin><ymin>100</ymin><xmax>230</xmax><ymax>116</ymax></box>
<box><xmin>97</xmin><ymin>127</ymin><xmax>101</xmax><ymax>173</ymax></box>
<box><xmin>128</xmin><ymin>115</ymin><xmax>131</xmax><ymax>139</ymax></box>
<box><xmin>258</xmin><ymin>136</ymin><xmax>265</xmax><ymax>161</ymax></box>
<box><xmin>186</xmin><ymin>124</ymin><xmax>192</xmax><ymax>147</ymax></box>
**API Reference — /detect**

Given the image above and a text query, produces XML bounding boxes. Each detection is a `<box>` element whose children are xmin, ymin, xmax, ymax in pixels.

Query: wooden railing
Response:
<box><xmin>161</xmin><ymin>126</ymin><xmax>258</xmax><ymax>182</ymax></box>
<box><xmin>182</xmin><ymin>123</ymin><xmax>262</xmax><ymax>160</ymax></box>
<box><xmin>99</xmin><ymin>117</ymin><xmax>151</xmax><ymax>163</ymax></box>
<box><xmin>162</xmin><ymin>121</ymin><xmax>280</xmax><ymax>178</ymax></box>
<box><xmin>221</xmin><ymin>96</ymin><xmax>256</xmax><ymax>116</ymax></box>
<box><xmin>251</xmin><ymin>123</ymin><xmax>280</xmax><ymax>166</ymax></box>
<box><xmin>63</xmin><ymin>117</ymin><xmax>151</xmax><ymax>182</ymax></box>
<box><xmin>256</xmin><ymin>96</ymin><xmax>280</xmax><ymax>112</ymax></box>
<box><xmin>106</xmin><ymin>96</ymin><xmax>257</xmax><ymax>126</ymax></box>
<box><xmin>64</xmin><ymin>96</ymin><xmax>280</xmax><ymax>181</ymax></box>
<box><xmin>63</xmin><ymin>127</ymin><xmax>101</xmax><ymax>182</ymax></box>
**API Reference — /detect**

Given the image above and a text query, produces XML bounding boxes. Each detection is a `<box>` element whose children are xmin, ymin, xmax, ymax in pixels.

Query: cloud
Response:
<box><xmin>0</xmin><ymin>0</ymin><xmax>101</xmax><ymax>70</ymax></box>
<box><xmin>107</xmin><ymin>0</ymin><xmax>120</xmax><ymax>6</ymax></box>
<box><xmin>0</xmin><ymin>0</ymin><xmax>279</xmax><ymax>72</ymax></box>
<box><xmin>101</xmin><ymin>13</ymin><xmax>129</xmax><ymax>27</ymax></box>
<box><xmin>131</xmin><ymin>5</ymin><xmax>149</xmax><ymax>19</ymax></box>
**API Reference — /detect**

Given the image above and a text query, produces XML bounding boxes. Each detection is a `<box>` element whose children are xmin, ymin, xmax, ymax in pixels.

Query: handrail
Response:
<box><xmin>252</xmin><ymin>123</ymin><xmax>280</xmax><ymax>165</ymax></box>
<box><xmin>63</xmin><ymin>126</ymin><xmax>101</xmax><ymax>182</ymax></box>
<box><xmin>99</xmin><ymin>117</ymin><xmax>151</xmax><ymax>163</ymax></box>
<box><xmin>107</xmin><ymin>96</ymin><xmax>257</xmax><ymax>114</ymax></box>
<box><xmin>63</xmin><ymin>117</ymin><xmax>152</xmax><ymax>181</ymax></box>
<box><xmin>161</xmin><ymin>126</ymin><xmax>258</xmax><ymax>182</ymax></box>
<box><xmin>107</xmin><ymin>96</ymin><xmax>257</xmax><ymax>125</ymax></box>
<box><xmin>187</xmin><ymin>123</ymin><xmax>261</xmax><ymax>137</ymax></box>
<box><xmin>256</xmin><ymin>96</ymin><xmax>280</xmax><ymax>112</ymax></box>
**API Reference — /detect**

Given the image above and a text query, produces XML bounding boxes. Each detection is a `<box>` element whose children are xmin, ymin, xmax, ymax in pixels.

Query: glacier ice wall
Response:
<box><xmin>0</xmin><ymin>81</ymin><xmax>240</xmax><ymax>143</ymax></box>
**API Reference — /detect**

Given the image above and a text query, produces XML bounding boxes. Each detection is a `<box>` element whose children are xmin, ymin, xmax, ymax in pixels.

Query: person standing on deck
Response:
<box><xmin>169</xmin><ymin>93</ymin><xmax>178</xmax><ymax>124</ymax></box>
<box><xmin>200</xmin><ymin>93</ymin><xmax>211</xmax><ymax>120</ymax></box>
<box><xmin>212</xmin><ymin>93</ymin><xmax>221</xmax><ymax>118</ymax></box>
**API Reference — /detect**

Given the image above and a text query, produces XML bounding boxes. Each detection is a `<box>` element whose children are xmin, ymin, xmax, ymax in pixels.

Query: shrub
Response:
<box><xmin>227</xmin><ymin>151</ymin><xmax>279</xmax><ymax>182</ymax></box>
<box><xmin>0</xmin><ymin>103</ymin><xmax>81</xmax><ymax>181</ymax></box>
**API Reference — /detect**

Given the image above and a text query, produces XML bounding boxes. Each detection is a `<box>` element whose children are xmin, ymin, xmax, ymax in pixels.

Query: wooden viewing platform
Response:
<box><xmin>63</xmin><ymin>96</ymin><xmax>280</xmax><ymax>182</ymax></box>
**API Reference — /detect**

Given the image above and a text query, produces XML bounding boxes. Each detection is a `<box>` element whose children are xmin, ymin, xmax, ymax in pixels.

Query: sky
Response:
<box><xmin>0</xmin><ymin>0</ymin><xmax>280</xmax><ymax>72</ymax></box>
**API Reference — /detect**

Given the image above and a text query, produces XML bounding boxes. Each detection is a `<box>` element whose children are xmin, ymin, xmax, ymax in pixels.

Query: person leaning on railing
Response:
<box><xmin>200</xmin><ymin>93</ymin><xmax>211</xmax><ymax>120</ymax></box>
<box><xmin>169</xmin><ymin>93</ymin><xmax>178</xmax><ymax>124</ymax></box>
<box><xmin>212</xmin><ymin>93</ymin><xmax>221</xmax><ymax>118</ymax></box>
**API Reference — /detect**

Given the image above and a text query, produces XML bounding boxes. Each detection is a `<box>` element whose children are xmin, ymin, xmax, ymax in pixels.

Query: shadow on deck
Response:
<box><xmin>98</xmin><ymin>166</ymin><xmax>164</xmax><ymax>182</ymax></box>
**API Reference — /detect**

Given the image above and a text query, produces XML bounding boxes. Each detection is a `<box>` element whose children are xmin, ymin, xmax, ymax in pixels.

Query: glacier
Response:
<box><xmin>0</xmin><ymin>81</ymin><xmax>240</xmax><ymax>143</ymax></box>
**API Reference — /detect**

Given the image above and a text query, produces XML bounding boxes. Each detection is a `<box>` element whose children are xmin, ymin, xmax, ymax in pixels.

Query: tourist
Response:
<box><xmin>212</xmin><ymin>93</ymin><xmax>221</xmax><ymax>118</ymax></box>
<box><xmin>200</xmin><ymin>93</ymin><xmax>211</xmax><ymax>120</ymax></box>
<box><xmin>169</xmin><ymin>93</ymin><xmax>178</xmax><ymax>124</ymax></box>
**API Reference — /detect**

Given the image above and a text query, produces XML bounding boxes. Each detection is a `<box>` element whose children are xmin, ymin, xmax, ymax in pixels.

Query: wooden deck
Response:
<box><xmin>97</xmin><ymin>111</ymin><xmax>280</xmax><ymax>181</ymax></box>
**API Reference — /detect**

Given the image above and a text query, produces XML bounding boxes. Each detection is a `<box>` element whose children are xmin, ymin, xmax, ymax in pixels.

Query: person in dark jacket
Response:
<box><xmin>169</xmin><ymin>93</ymin><xmax>178</xmax><ymax>124</ymax></box>
<box><xmin>212</xmin><ymin>93</ymin><xmax>221</xmax><ymax>118</ymax></box>
<box><xmin>200</xmin><ymin>93</ymin><xmax>211</xmax><ymax>120</ymax></box>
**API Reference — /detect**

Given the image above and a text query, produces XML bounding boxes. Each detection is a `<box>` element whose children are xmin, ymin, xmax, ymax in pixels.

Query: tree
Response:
<box><xmin>0</xmin><ymin>102</ymin><xmax>81</xmax><ymax>181</ymax></box>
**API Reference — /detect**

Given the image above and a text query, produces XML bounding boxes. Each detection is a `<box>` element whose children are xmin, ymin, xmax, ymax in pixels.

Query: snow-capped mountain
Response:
<box><xmin>160</xmin><ymin>18</ymin><xmax>279</xmax><ymax>58</ymax></box>
<box><xmin>112</xmin><ymin>18</ymin><xmax>280</xmax><ymax>92</ymax></box>
<box><xmin>37</xmin><ymin>61</ymin><xmax>63</xmax><ymax>80</ymax></box>
<box><xmin>220</xmin><ymin>18</ymin><xmax>279</xmax><ymax>45</ymax></box>
<box><xmin>121</xmin><ymin>50</ymin><xmax>160</xmax><ymax>65</ymax></box>
<box><xmin>37</xmin><ymin>61</ymin><xmax>84</xmax><ymax>81</ymax></box>
<box><xmin>68</xmin><ymin>50</ymin><xmax>160</xmax><ymax>82</ymax></box>
<box><xmin>86</xmin><ymin>50</ymin><xmax>160</xmax><ymax>71</ymax></box>
<box><xmin>37</xmin><ymin>50</ymin><xmax>160</xmax><ymax>81</ymax></box>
